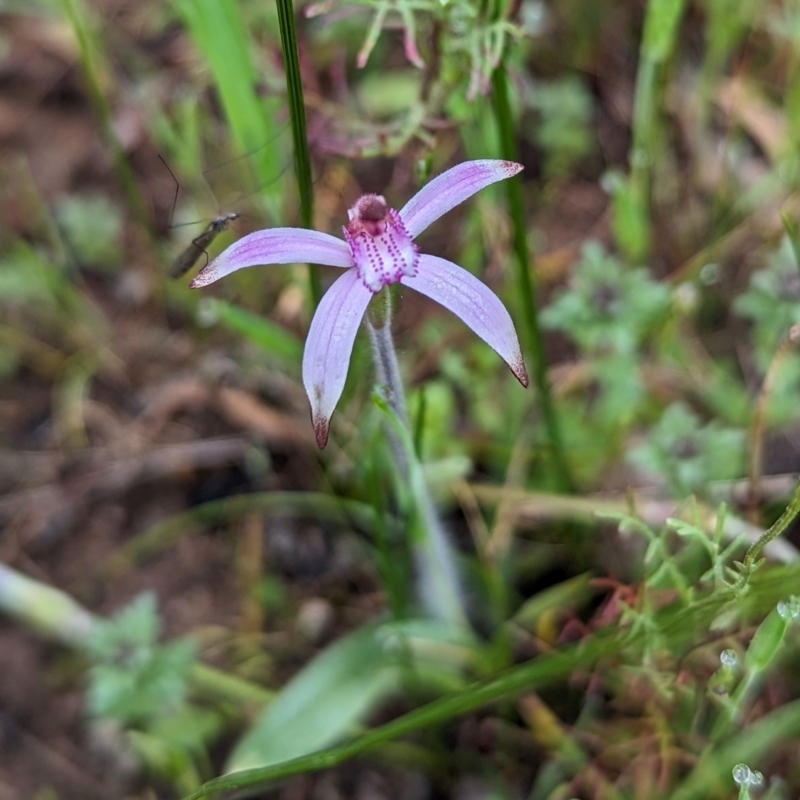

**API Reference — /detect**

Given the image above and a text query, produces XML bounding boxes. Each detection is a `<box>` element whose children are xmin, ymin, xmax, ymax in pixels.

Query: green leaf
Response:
<box><xmin>86</xmin><ymin>593</ymin><xmax>198</xmax><ymax>726</ymax></box>
<box><xmin>170</xmin><ymin>0</ymin><xmax>285</xmax><ymax>201</ymax></box>
<box><xmin>670</xmin><ymin>699</ymin><xmax>800</xmax><ymax>800</ymax></box>
<box><xmin>226</xmin><ymin>623</ymin><xmax>404</xmax><ymax>773</ymax></box>
<box><xmin>512</xmin><ymin>574</ymin><xmax>594</xmax><ymax>630</ymax></box>
<box><xmin>744</xmin><ymin>607</ymin><xmax>788</xmax><ymax>673</ymax></box>
<box><xmin>55</xmin><ymin>192</ymin><xmax>123</xmax><ymax>270</ymax></box>
<box><xmin>181</xmin><ymin>631</ymin><xmax>620</xmax><ymax>800</ymax></box>
<box><xmin>491</xmin><ymin>63</ymin><xmax>573</xmax><ymax>491</ymax></box>
<box><xmin>608</xmin><ymin>173</ymin><xmax>651</xmax><ymax>262</ymax></box>
<box><xmin>781</xmin><ymin>211</ymin><xmax>800</xmax><ymax>272</ymax></box>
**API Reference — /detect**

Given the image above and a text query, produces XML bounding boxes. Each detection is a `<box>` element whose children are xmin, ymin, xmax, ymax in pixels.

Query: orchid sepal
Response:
<box><xmin>399</xmin><ymin>160</ymin><xmax>523</xmax><ymax>239</ymax></box>
<box><xmin>302</xmin><ymin>269</ymin><xmax>373</xmax><ymax>447</ymax></box>
<box><xmin>402</xmin><ymin>254</ymin><xmax>529</xmax><ymax>388</ymax></box>
<box><xmin>191</xmin><ymin>229</ymin><xmax>352</xmax><ymax>288</ymax></box>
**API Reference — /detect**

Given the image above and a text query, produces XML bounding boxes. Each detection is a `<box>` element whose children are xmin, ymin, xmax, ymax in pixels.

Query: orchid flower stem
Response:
<box><xmin>490</xmin><ymin>65</ymin><xmax>574</xmax><ymax>492</ymax></box>
<box><xmin>367</xmin><ymin>291</ymin><xmax>408</xmax><ymax>426</ymax></box>
<box><xmin>367</xmin><ymin>292</ymin><xmax>468</xmax><ymax>630</ymax></box>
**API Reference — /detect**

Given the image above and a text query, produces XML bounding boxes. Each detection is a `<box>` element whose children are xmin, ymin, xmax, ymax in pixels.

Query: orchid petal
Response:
<box><xmin>399</xmin><ymin>160</ymin><xmax>523</xmax><ymax>239</ymax></box>
<box><xmin>402</xmin><ymin>255</ymin><xmax>529</xmax><ymax>387</ymax></box>
<box><xmin>303</xmin><ymin>269</ymin><xmax>373</xmax><ymax>447</ymax></box>
<box><xmin>191</xmin><ymin>229</ymin><xmax>352</xmax><ymax>288</ymax></box>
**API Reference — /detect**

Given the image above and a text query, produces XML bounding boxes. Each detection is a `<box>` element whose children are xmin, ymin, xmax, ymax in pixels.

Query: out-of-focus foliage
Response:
<box><xmin>86</xmin><ymin>593</ymin><xmax>197</xmax><ymax>726</ymax></box>
<box><xmin>541</xmin><ymin>241</ymin><xmax>670</xmax><ymax>357</ymax></box>
<box><xmin>55</xmin><ymin>192</ymin><xmax>123</xmax><ymax>270</ymax></box>
<box><xmin>4</xmin><ymin>0</ymin><xmax>800</xmax><ymax>797</ymax></box>
<box><xmin>628</xmin><ymin>402</ymin><xmax>745</xmax><ymax>497</ymax></box>
<box><xmin>541</xmin><ymin>241</ymin><xmax>671</xmax><ymax>432</ymax></box>
<box><xmin>735</xmin><ymin>236</ymin><xmax>800</xmax><ymax>367</ymax></box>
<box><xmin>524</xmin><ymin>76</ymin><xmax>595</xmax><ymax>179</ymax></box>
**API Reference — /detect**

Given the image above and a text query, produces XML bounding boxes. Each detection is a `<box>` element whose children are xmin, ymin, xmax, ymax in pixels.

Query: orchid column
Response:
<box><xmin>191</xmin><ymin>160</ymin><xmax>529</xmax><ymax>625</ymax></box>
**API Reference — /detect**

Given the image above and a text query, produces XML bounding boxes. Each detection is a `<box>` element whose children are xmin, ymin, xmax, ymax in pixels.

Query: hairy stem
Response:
<box><xmin>367</xmin><ymin>293</ymin><xmax>467</xmax><ymax>629</ymax></box>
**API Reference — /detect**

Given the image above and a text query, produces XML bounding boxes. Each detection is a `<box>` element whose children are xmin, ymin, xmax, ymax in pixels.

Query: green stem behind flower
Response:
<box><xmin>490</xmin><ymin>65</ymin><xmax>574</xmax><ymax>492</ymax></box>
<box><xmin>275</xmin><ymin>0</ymin><xmax>322</xmax><ymax>307</ymax></box>
<box><xmin>366</xmin><ymin>295</ymin><xmax>409</xmax><ymax>426</ymax></box>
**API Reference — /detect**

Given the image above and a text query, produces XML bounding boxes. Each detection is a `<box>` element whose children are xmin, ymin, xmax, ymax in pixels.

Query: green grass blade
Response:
<box><xmin>490</xmin><ymin>64</ymin><xmax>573</xmax><ymax>491</ymax></box>
<box><xmin>781</xmin><ymin>211</ymin><xmax>800</xmax><ymax>273</ymax></box>
<box><xmin>106</xmin><ymin>492</ymin><xmax>383</xmax><ymax>573</ymax></box>
<box><xmin>275</xmin><ymin>0</ymin><xmax>322</xmax><ymax>306</ymax></box>
<box><xmin>180</xmin><ymin>632</ymin><xmax>618</xmax><ymax>799</ymax></box>
<box><xmin>670</xmin><ymin>699</ymin><xmax>800</xmax><ymax>800</ymax></box>
<box><xmin>625</xmin><ymin>0</ymin><xmax>688</xmax><ymax>260</ymax></box>
<box><xmin>744</xmin><ymin>479</ymin><xmax>800</xmax><ymax>569</ymax></box>
<box><xmin>226</xmin><ymin>624</ymin><xmax>404</xmax><ymax>772</ymax></box>
<box><xmin>171</xmin><ymin>0</ymin><xmax>284</xmax><ymax>197</ymax></box>
<box><xmin>373</xmin><ymin>392</ymin><xmax>468</xmax><ymax>629</ymax></box>
<box><xmin>58</xmin><ymin>0</ymin><xmax>148</xmax><ymax>227</ymax></box>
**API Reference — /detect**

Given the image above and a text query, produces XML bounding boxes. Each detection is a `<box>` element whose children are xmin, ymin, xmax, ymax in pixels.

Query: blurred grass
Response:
<box><xmin>170</xmin><ymin>0</ymin><xmax>287</xmax><ymax>217</ymax></box>
<box><xmin>626</xmin><ymin>0</ymin><xmax>687</xmax><ymax>260</ymax></box>
<box><xmin>182</xmin><ymin>555</ymin><xmax>800</xmax><ymax>797</ymax></box>
<box><xmin>105</xmin><ymin>491</ymin><xmax>384</xmax><ymax>575</ymax></box>
<box><xmin>58</xmin><ymin>0</ymin><xmax>150</xmax><ymax>227</ymax></box>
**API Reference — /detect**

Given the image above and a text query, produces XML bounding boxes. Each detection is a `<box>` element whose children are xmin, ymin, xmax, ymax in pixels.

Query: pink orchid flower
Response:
<box><xmin>191</xmin><ymin>160</ymin><xmax>529</xmax><ymax>447</ymax></box>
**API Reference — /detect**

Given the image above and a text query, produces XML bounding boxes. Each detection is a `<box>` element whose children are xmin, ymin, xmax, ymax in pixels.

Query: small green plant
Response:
<box><xmin>525</xmin><ymin>75</ymin><xmax>595</xmax><ymax>179</ymax></box>
<box><xmin>734</xmin><ymin>235</ymin><xmax>800</xmax><ymax>368</ymax></box>
<box><xmin>542</xmin><ymin>241</ymin><xmax>670</xmax><ymax>357</ymax></box>
<box><xmin>55</xmin><ymin>192</ymin><xmax>123</xmax><ymax>271</ymax></box>
<box><xmin>541</xmin><ymin>241</ymin><xmax>670</xmax><ymax>427</ymax></box>
<box><xmin>85</xmin><ymin>593</ymin><xmax>221</xmax><ymax>793</ymax></box>
<box><xmin>86</xmin><ymin>592</ymin><xmax>197</xmax><ymax>726</ymax></box>
<box><xmin>629</xmin><ymin>402</ymin><xmax>745</xmax><ymax>497</ymax></box>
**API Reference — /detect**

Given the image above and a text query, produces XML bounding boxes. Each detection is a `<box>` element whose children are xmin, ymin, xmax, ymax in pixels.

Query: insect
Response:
<box><xmin>159</xmin><ymin>131</ymin><xmax>298</xmax><ymax>280</ymax></box>
<box><xmin>158</xmin><ymin>155</ymin><xmax>244</xmax><ymax>279</ymax></box>
<box><xmin>168</xmin><ymin>212</ymin><xmax>239</xmax><ymax>278</ymax></box>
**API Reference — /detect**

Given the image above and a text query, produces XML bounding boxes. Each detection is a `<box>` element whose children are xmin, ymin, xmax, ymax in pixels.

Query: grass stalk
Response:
<box><xmin>59</xmin><ymin>0</ymin><xmax>149</xmax><ymax>228</ymax></box>
<box><xmin>170</xmin><ymin>0</ymin><xmax>285</xmax><ymax>215</ymax></box>
<box><xmin>183</xmin><ymin>632</ymin><xmax>618</xmax><ymax>798</ymax></box>
<box><xmin>627</xmin><ymin>0</ymin><xmax>687</xmax><ymax>259</ymax></box>
<box><xmin>744</xmin><ymin>480</ymin><xmax>800</xmax><ymax>570</ymax></box>
<box><xmin>180</xmin><ymin>563</ymin><xmax>800</xmax><ymax>798</ymax></box>
<box><xmin>106</xmin><ymin>491</ymin><xmax>384</xmax><ymax>575</ymax></box>
<box><xmin>275</xmin><ymin>0</ymin><xmax>322</xmax><ymax>307</ymax></box>
<box><xmin>490</xmin><ymin>64</ymin><xmax>573</xmax><ymax>492</ymax></box>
